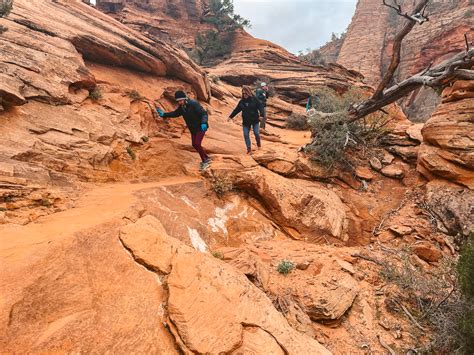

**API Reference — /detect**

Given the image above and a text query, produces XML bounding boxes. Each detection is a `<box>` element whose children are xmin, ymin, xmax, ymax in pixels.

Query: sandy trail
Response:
<box><xmin>0</xmin><ymin>176</ymin><xmax>200</xmax><ymax>275</ymax></box>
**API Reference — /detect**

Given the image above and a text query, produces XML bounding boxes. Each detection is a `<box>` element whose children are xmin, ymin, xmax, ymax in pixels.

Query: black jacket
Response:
<box><xmin>163</xmin><ymin>99</ymin><xmax>208</xmax><ymax>134</ymax></box>
<box><xmin>255</xmin><ymin>88</ymin><xmax>269</xmax><ymax>106</ymax></box>
<box><xmin>229</xmin><ymin>96</ymin><xmax>264</xmax><ymax>127</ymax></box>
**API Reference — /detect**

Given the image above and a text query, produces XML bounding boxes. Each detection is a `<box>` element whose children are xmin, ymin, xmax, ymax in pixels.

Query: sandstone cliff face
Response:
<box><xmin>337</xmin><ymin>0</ymin><xmax>474</xmax><ymax>121</ymax></box>
<box><xmin>97</xmin><ymin>0</ymin><xmax>209</xmax><ymax>48</ymax></box>
<box><xmin>418</xmin><ymin>80</ymin><xmax>474</xmax><ymax>189</ymax></box>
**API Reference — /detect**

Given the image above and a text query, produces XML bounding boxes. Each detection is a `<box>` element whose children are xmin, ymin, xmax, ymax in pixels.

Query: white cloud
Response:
<box><xmin>233</xmin><ymin>0</ymin><xmax>357</xmax><ymax>53</ymax></box>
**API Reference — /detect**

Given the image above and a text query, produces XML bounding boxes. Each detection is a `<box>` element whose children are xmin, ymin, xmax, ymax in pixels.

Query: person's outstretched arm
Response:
<box><xmin>162</xmin><ymin>107</ymin><xmax>182</xmax><ymax>118</ymax></box>
<box><xmin>228</xmin><ymin>102</ymin><xmax>242</xmax><ymax>120</ymax></box>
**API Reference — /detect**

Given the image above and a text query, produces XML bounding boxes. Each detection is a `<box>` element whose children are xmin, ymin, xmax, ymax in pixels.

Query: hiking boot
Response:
<box><xmin>246</xmin><ymin>148</ymin><xmax>252</xmax><ymax>154</ymax></box>
<box><xmin>199</xmin><ymin>158</ymin><xmax>212</xmax><ymax>171</ymax></box>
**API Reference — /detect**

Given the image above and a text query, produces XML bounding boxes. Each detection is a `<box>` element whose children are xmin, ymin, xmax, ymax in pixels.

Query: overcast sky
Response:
<box><xmin>233</xmin><ymin>0</ymin><xmax>357</xmax><ymax>54</ymax></box>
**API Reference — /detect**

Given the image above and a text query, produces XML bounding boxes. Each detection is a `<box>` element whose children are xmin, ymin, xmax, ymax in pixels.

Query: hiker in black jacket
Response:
<box><xmin>228</xmin><ymin>86</ymin><xmax>264</xmax><ymax>154</ymax></box>
<box><xmin>255</xmin><ymin>82</ymin><xmax>270</xmax><ymax>131</ymax></box>
<box><xmin>157</xmin><ymin>91</ymin><xmax>211</xmax><ymax>169</ymax></box>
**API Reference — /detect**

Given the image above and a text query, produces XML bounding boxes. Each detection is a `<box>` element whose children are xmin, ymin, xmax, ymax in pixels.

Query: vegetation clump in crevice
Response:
<box><xmin>305</xmin><ymin>86</ymin><xmax>391</xmax><ymax>170</ymax></box>
<box><xmin>210</xmin><ymin>175</ymin><xmax>234</xmax><ymax>198</ymax></box>
<box><xmin>88</xmin><ymin>87</ymin><xmax>102</xmax><ymax>102</ymax></box>
<box><xmin>126</xmin><ymin>146</ymin><xmax>136</xmax><ymax>161</ymax></box>
<box><xmin>380</xmin><ymin>241</ymin><xmax>474</xmax><ymax>353</ymax></box>
<box><xmin>277</xmin><ymin>260</ymin><xmax>294</xmax><ymax>275</ymax></box>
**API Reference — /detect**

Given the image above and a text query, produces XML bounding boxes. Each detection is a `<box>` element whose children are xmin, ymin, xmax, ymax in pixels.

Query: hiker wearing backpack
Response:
<box><xmin>306</xmin><ymin>94</ymin><xmax>321</xmax><ymax>112</ymax></box>
<box><xmin>228</xmin><ymin>86</ymin><xmax>264</xmax><ymax>154</ymax></box>
<box><xmin>255</xmin><ymin>82</ymin><xmax>270</xmax><ymax>132</ymax></box>
<box><xmin>156</xmin><ymin>90</ymin><xmax>211</xmax><ymax>170</ymax></box>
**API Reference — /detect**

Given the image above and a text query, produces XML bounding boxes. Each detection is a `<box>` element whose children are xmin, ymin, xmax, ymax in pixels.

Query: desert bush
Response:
<box><xmin>0</xmin><ymin>0</ymin><xmax>13</xmax><ymax>18</ymax></box>
<box><xmin>211</xmin><ymin>175</ymin><xmax>233</xmax><ymax>197</ymax></box>
<box><xmin>0</xmin><ymin>25</ymin><xmax>7</xmax><ymax>34</ymax></box>
<box><xmin>298</xmin><ymin>49</ymin><xmax>326</xmax><ymax>66</ymax></box>
<box><xmin>212</xmin><ymin>251</ymin><xmax>224</xmax><ymax>259</ymax></box>
<box><xmin>88</xmin><ymin>87</ymin><xmax>102</xmax><ymax>101</ymax></box>
<box><xmin>126</xmin><ymin>146</ymin><xmax>136</xmax><ymax>161</ymax></box>
<box><xmin>141</xmin><ymin>136</ymin><xmax>149</xmax><ymax>143</ymax></box>
<box><xmin>191</xmin><ymin>0</ymin><xmax>249</xmax><ymax>64</ymax></box>
<box><xmin>190</xmin><ymin>30</ymin><xmax>233</xmax><ymax>64</ymax></box>
<box><xmin>209</xmin><ymin>74</ymin><xmax>221</xmax><ymax>84</ymax></box>
<box><xmin>277</xmin><ymin>260</ymin><xmax>294</xmax><ymax>275</ymax></box>
<box><xmin>128</xmin><ymin>89</ymin><xmax>141</xmax><ymax>101</ymax></box>
<box><xmin>380</xmin><ymin>245</ymin><xmax>474</xmax><ymax>353</ymax></box>
<box><xmin>305</xmin><ymin>86</ymin><xmax>390</xmax><ymax>169</ymax></box>
<box><xmin>286</xmin><ymin>113</ymin><xmax>309</xmax><ymax>131</ymax></box>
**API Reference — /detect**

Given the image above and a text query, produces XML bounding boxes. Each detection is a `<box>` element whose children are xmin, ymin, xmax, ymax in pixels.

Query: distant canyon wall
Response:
<box><xmin>321</xmin><ymin>0</ymin><xmax>474</xmax><ymax>121</ymax></box>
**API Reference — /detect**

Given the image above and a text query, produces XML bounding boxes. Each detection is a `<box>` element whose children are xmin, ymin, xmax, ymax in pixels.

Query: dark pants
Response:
<box><xmin>260</xmin><ymin>106</ymin><xmax>267</xmax><ymax>129</ymax></box>
<box><xmin>191</xmin><ymin>131</ymin><xmax>209</xmax><ymax>162</ymax></box>
<box><xmin>243</xmin><ymin>122</ymin><xmax>261</xmax><ymax>150</ymax></box>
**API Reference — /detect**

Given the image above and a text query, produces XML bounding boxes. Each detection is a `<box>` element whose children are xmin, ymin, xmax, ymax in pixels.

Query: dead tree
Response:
<box><xmin>347</xmin><ymin>0</ymin><xmax>474</xmax><ymax>122</ymax></box>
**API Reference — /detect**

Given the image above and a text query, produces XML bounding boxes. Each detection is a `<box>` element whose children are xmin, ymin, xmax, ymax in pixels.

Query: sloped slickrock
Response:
<box><xmin>1</xmin><ymin>217</ymin><xmax>178</xmax><ymax>354</ymax></box>
<box><xmin>0</xmin><ymin>0</ymin><xmax>209</xmax><ymax>106</ymax></box>
<box><xmin>208</xmin><ymin>156</ymin><xmax>347</xmax><ymax>242</ymax></box>
<box><xmin>218</xmin><ymin>242</ymin><xmax>359</xmax><ymax>322</ymax></box>
<box><xmin>119</xmin><ymin>216</ymin><xmax>331</xmax><ymax>355</ymax></box>
<box><xmin>417</xmin><ymin>80</ymin><xmax>474</xmax><ymax>188</ymax></box>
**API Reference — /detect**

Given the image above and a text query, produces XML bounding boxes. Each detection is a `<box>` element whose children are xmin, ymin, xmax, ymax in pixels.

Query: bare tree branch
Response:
<box><xmin>348</xmin><ymin>47</ymin><xmax>474</xmax><ymax>121</ymax></box>
<box><xmin>374</xmin><ymin>0</ymin><xmax>430</xmax><ymax>99</ymax></box>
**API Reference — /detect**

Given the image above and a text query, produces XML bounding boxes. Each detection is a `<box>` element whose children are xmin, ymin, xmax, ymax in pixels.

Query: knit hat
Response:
<box><xmin>174</xmin><ymin>90</ymin><xmax>187</xmax><ymax>101</ymax></box>
<box><xmin>260</xmin><ymin>82</ymin><xmax>267</xmax><ymax>87</ymax></box>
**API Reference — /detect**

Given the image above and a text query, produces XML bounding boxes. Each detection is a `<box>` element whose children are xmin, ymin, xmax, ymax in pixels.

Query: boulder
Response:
<box><xmin>406</xmin><ymin>123</ymin><xmax>424</xmax><ymax>143</ymax></box>
<box><xmin>355</xmin><ymin>166</ymin><xmax>374</xmax><ymax>181</ymax></box>
<box><xmin>370</xmin><ymin>157</ymin><xmax>383</xmax><ymax>171</ymax></box>
<box><xmin>381</xmin><ymin>164</ymin><xmax>405</xmax><ymax>179</ymax></box>
<box><xmin>120</xmin><ymin>216</ymin><xmax>331</xmax><ymax>354</ymax></box>
<box><xmin>413</xmin><ymin>244</ymin><xmax>443</xmax><ymax>263</ymax></box>
<box><xmin>389</xmin><ymin>225</ymin><xmax>413</xmax><ymax>237</ymax></box>
<box><xmin>209</xmin><ymin>156</ymin><xmax>347</xmax><ymax>242</ymax></box>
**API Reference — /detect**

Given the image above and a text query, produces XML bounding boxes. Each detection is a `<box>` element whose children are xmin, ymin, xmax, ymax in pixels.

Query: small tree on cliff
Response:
<box><xmin>0</xmin><ymin>0</ymin><xmax>13</xmax><ymax>34</ymax></box>
<box><xmin>190</xmin><ymin>0</ymin><xmax>250</xmax><ymax>64</ymax></box>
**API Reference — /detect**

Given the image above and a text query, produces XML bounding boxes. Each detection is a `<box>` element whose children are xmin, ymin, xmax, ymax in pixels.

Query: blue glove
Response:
<box><xmin>201</xmin><ymin>123</ymin><xmax>208</xmax><ymax>132</ymax></box>
<box><xmin>156</xmin><ymin>108</ymin><xmax>164</xmax><ymax>117</ymax></box>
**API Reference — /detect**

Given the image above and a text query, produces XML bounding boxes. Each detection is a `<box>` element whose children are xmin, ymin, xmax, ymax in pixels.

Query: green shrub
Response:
<box><xmin>126</xmin><ymin>146</ymin><xmax>136</xmax><ymax>161</ymax></box>
<box><xmin>40</xmin><ymin>198</ymin><xmax>52</xmax><ymax>208</ymax></box>
<box><xmin>0</xmin><ymin>0</ymin><xmax>13</xmax><ymax>18</ymax></box>
<box><xmin>88</xmin><ymin>87</ymin><xmax>102</xmax><ymax>102</ymax></box>
<box><xmin>380</xmin><ymin>246</ymin><xmax>474</xmax><ymax>353</ymax></box>
<box><xmin>305</xmin><ymin>86</ymin><xmax>389</xmax><ymax>169</ymax></box>
<box><xmin>191</xmin><ymin>0</ymin><xmax>249</xmax><ymax>64</ymax></box>
<box><xmin>141</xmin><ymin>136</ymin><xmax>149</xmax><ymax>143</ymax></box>
<box><xmin>277</xmin><ymin>260</ymin><xmax>294</xmax><ymax>275</ymax></box>
<box><xmin>190</xmin><ymin>30</ymin><xmax>233</xmax><ymax>65</ymax></box>
<box><xmin>286</xmin><ymin>113</ymin><xmax>309</xmax><ymax>131</ymax></box>
<box><xmin>212</xmin><ymin>251</ymin><xmax>224</xmax><ymax>259</ymax></box>
<box><xmin>457</xmin><ymin>233</ymin><xmax>474</xmax><ymax>351</ymax></box>
<box><xmin>211</xmin><ymin>175</ymin><xmax>233</xmax><ymax>197</ymax></box>
<box><xmin>0</xmin><ymin>25</ymin><xmax>8</xmax><ymax>34</ymax></box>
